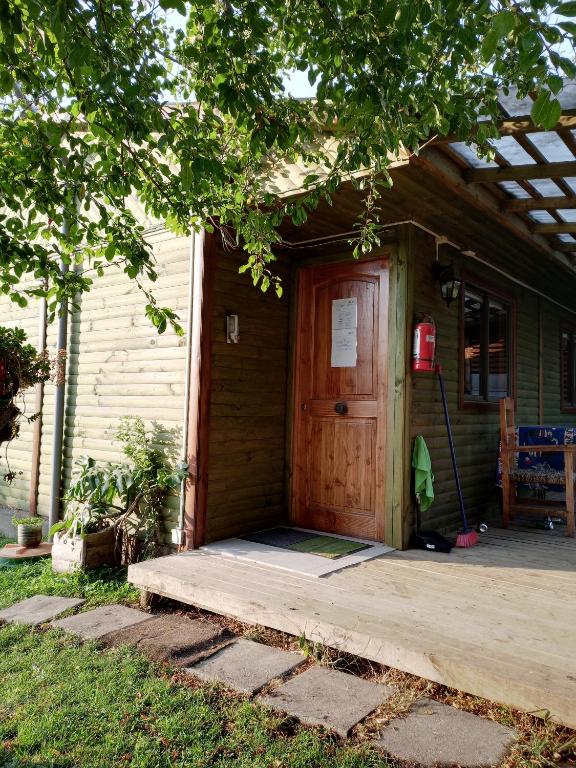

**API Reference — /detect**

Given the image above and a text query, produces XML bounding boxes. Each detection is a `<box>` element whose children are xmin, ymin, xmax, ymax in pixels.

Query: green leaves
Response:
<box><xmin>0</xmin><ymin>0</ymin><xmax>574</xmax><ymax>322</ymax></box>
<box><xmin>531</xmin><ymin>90</ymin><xmax>562</xmax><ymax>130</ymax></box>
<box><xmin>556</xmin><ymin>2</ymin><xmax>576</xmax><ymax>16</ymax></box>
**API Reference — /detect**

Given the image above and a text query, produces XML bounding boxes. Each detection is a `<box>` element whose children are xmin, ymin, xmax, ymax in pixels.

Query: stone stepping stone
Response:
<box><xmin>99</xmin><ymin>614</ymin><xmax>234</xmax><ymax>666</ymax></box>
<box><xmin>0</xmin><ymin>595</ymin><xmax>85</xmax><ymax>626</ymax></box>
<box><xmin>51</xmin><ymin>604</ymin><xmax>153</xmax><ymax>640</ymax></box>
<box><xmin>186</xmin><ymin>638</ymin><xmax>305</xmax><ymax>695</ymax></box>
<box><xmin>375</xmin><ymin>698</ymin><xmax>517</xmax><ymax>768</ymax></box>
<box><xmin>259</xmin><ymin>666</ymin><xmax>395</xmax><ymax>737</ymax></box>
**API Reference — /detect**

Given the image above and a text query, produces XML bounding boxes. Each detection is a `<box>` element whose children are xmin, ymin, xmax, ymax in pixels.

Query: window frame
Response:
<box><xmin>459</xmin><ymin>276</ymin><xmax>515</xmax><ymax>412</ymax></box>
<box><xmin>560</xmin><ymin>324</ymin><xmax>576</xmax><ymax>414</ymax></box>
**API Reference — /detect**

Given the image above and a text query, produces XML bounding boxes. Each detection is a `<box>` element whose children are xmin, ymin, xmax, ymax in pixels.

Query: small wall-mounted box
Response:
<box><xmin>226</xmin><ymin>314</ymin><xmax>239</xmax><ymax>343</ymax></box>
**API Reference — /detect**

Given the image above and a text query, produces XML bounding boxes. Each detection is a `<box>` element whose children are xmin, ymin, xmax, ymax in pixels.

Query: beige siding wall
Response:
<box><xmin>204</xmin><ymin>245</ymin><xmax>291</xmax><ymax>542</ymax></box>
<box><xmin>410</xmin><ymin>229</ymin><xmax>576</xmax><ymax>533</ymax></box>
<box><xmin>0</xmin><ymin>229</ymin><xmax>191</xmax><ymax>544</ymax></box>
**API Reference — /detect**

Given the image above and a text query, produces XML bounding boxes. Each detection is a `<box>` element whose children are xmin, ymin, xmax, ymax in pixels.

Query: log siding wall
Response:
<box><xmin>2</xmin><ymin>223</ymin><xmax>575</xmax><ymax>546</ymax></box>
<box><xmin>0</xmin><ymin>229</ymin><xmax>191</xmax><ymax>543</ymax></box>
<box><xmin>204</xmin><ymin>245</ymin><xmax>291</xmax><ymax>542</ymax></box>
<box><xmin>410</xmin><ymin>229</ymin><xmax>576</xmax><ymax>533</ymax></box>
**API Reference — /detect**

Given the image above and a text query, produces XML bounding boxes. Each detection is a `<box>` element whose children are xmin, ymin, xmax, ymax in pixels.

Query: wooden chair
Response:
<box><xmin>500</xmin><ymin>397</ymin><xmax>575</xmax><ymax>537</ymax></box>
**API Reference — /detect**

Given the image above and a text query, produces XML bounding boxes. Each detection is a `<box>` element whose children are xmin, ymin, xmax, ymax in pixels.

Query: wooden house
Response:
<box><xmin>2</xmin><ymin>90</ymin><xmax>576</xmax><ymax>726</ymax></box>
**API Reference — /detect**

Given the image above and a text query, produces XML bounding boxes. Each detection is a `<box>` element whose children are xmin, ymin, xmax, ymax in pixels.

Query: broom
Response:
<box><xmin>435</xmin><ymin>364</ymin><xmax>479</xmax><ymax>547</ymax></box>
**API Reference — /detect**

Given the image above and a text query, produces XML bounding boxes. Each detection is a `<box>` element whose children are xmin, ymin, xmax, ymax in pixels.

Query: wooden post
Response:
<box><xmin>564</xmin><ymin>449</ymin><xmax>575</xmax><ymax>538</ymax></box>
<box><xmin>183</xmin><ymin>230</ymin><xmax>215</xmax><ymax>550</ymax></box>
<box><xmin>386</xmin><ymin>225</ymin><xmax>414</xmax><ymax>550</ymax></box>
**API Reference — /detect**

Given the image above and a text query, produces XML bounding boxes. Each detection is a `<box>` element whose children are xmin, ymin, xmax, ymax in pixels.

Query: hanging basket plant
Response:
<box><xmin>0</xmin><ymin>326</ymin><xmax>51</xmax><ymax>479</ymax></box>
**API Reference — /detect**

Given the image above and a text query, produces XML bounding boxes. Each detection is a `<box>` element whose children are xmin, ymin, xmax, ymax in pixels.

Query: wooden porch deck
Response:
<box><xmin>128</xmin><ymin>527</ymin><xmax>576</xmax><ymax>728</ymax></box>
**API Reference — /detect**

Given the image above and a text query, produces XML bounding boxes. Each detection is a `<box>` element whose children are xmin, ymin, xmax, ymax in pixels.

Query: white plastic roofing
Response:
<box><xmin>445</xmin><ymin>83</ymin><xmax>576</xmax><ymax>257</ymax></box>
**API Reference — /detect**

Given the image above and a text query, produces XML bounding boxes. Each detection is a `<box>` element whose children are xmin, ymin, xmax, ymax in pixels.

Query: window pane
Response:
<box><xmin>464</xmin><ymin>290</ymin><xmax>483</xmax><ymax>398</ymax></box>
<box><xmin>488</xmin><ymin>299</ymin><xmax>509</xmax><ymax>399</ymax></box>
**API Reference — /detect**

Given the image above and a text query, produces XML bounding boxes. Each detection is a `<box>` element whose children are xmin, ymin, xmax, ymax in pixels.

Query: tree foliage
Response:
<box><xmin>0</xmin><ymin>0</ymin><xmax>575</xmax><ymax>327</ymax></box>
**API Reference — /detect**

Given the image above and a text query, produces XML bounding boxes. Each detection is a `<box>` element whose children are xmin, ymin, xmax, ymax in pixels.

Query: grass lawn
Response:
<box><xmin>0</xmin><ymin>537</ymin><xmax>392</xmax><ymax>768</ymax></box>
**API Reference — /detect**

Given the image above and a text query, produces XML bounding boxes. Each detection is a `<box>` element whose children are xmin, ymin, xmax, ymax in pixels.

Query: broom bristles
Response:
<box><xmin>455</xmin><ymin>529</ymin><xmax>479</xmax><ymax>548</ymax></box>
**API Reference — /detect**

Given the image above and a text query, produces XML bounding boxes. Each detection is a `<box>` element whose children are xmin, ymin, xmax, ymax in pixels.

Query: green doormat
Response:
<box><xmin>288</xmin><ymin>535</ymin><xmax>370</xmax><ymax>559</ymax></box>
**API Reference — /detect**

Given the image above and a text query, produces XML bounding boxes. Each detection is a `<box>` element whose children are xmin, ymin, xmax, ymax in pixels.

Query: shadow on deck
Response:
<box><xmin>128</xmin><ymin>527</ymin><xmax>576</xmax><ymax>728</ymax></box>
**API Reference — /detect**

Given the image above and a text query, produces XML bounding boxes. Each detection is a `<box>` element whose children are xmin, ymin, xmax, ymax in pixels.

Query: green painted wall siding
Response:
<box><xmin>204</xmin><ymin>246</ymin><xmax>291</xmax><ymax>543</ymax></box>
<box><xmin>0</xmin><ymin>229</ymin><xmax>191</xmax><ymax>545</ymax></box>
<box><xmin>409</xmin><ymin>230</ymin><xmax>576</xmax><ymax>533</ymax></box>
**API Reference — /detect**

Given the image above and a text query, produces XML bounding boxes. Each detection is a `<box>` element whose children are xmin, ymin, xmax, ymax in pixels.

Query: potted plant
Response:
<box><xmin>51</xmin><ymin>417</ymin><xmax>186</xmax><ymax>572</ymax></box>
<box><xmin>12</xmin><ymin>515</ymin><xmax>44</xmax><ymax>548</ymax></box>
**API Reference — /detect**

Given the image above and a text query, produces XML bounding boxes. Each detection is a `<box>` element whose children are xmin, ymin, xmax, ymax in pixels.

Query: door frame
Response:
<box><xmin>287</xmin><ymin>251</ymin><xmax>392</xmax><ymax>543</ymax></box>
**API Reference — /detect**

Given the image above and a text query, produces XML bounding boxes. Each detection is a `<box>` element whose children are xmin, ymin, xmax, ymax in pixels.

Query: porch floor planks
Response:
<box><xmin>128</xmin><ymin>528</ymin><xmax>576</xmax><ymax>728</ymax></box>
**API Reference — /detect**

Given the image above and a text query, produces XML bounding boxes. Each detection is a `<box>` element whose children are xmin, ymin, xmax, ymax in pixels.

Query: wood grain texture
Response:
<box><xmin>291</xmin><ymin>258</ymin><xmax>389</xmax><ymax>541</ymax></box>
<box><xmin>203</xmin><ymin>244</ymin><xmax>291</xmax><ymax>543</ymax></box>
<box><xmin>129</xmin><ymin>526</ymin><xmax>576</xmax><ymax>729</ymax></box>
<box><xmin>408</xmin><ymin>230</ymin><xmax>576</xmax><ymax>535</ymax></box>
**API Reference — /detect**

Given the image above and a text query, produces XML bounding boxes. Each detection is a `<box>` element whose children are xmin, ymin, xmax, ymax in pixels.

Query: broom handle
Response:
<box><xmin>436</xmin><ymin>365</ymin><xmax>469</xmax><ymax>530</ymax></box>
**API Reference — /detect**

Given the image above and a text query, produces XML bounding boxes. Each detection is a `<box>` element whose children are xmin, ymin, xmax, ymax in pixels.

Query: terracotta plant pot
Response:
<box><xmin>17</xmin><ymin>524</ymin><xmax>43</xmax><ymax>549</ymax></box>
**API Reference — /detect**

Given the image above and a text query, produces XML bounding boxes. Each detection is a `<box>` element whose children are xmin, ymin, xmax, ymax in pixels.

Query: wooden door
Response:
<box><xmin>291</xmin><ymin>258</ymin><xmax>389</xmax><ymax>541</ymax></box>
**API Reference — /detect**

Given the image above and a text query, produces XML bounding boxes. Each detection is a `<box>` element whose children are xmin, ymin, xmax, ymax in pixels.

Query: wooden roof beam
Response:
<box><xmin>492</xmin><ymin>110</ymin><xmax>576</xmax><ymax>135</ymax></box>
<box><xmin>503</xmin><ymin>196</ymin><xmax>576</xmax><ymax>212</ymax></box>
<box><xmin>532</xmin><ymin>223</ymin><xmax>576</xmax><ymax>234</ymax></box>
<box><xmin>431</xmin><ymin>110</ymin><xmax>576</xmax><ymax>143</ymax></box>
<box><xmin>466</xmin><ymin>161</ymin><xmax>576</xmax><ymax>183</ymax></box>
<box><xmin>555</xmin><ymin>242</ymin><xmax>576</xmax><ymax>252</ymax></box>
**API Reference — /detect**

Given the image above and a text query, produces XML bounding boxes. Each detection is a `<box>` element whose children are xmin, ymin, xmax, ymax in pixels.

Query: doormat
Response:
<box><xmin>243</xmin><ymin>527</ymin><xmax>371</xmax><ymax>559</ymax></box>
<box><xmin>202</xmin><ymin>529</ymin><xmax>395</xmax><ymax>578</ymax></box>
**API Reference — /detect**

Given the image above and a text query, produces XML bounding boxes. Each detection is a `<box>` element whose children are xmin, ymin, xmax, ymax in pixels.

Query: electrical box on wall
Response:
<box><xmin>226</xmin><ymin>314</ymin><xmax>239</xmax><ymax>343</ymax></box>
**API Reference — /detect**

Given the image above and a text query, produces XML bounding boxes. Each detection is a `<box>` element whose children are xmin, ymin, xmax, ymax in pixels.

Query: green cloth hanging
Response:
<box><xmin>412</xmin><ymin>435</ymin><xmax>435</xmax><ymax>512</ymax></box>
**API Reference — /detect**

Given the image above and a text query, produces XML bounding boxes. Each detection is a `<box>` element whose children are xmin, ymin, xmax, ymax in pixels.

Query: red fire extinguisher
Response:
<box><xmin>412</xmin><ymin>315</ymin><xmax>436</xmax><ymax>372</ymax></box>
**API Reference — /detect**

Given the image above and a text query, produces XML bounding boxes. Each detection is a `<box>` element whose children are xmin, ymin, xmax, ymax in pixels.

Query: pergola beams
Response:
<box><xmin>503</xmin><ymin>196</ymin><xmax>576</xmax><ymax>212</ymax></box>
<box><xmin>532</xmin><ymin>223</ymin><xmax>576</xmax><ymax>234</ymax></box>
<box><xmin>465</xmin><ymin>161</ymin><xmax>576</xmax><ymax>184</ymax></box>
<box><xmin>424</xmin><ymin>88</ymin><xmax>576</xmax><ymax>270</ymax></box>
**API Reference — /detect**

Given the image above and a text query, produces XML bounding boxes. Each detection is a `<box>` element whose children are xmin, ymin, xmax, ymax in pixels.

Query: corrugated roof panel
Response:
<box><xmin>525</xmin><ymin>132</ymin><xmax>576</xmax><ymax>162</ymax></box>
<box><xmin>558</xmin><ymin>82</ymin><xmax>576</xmax><ymax>109</ymax></box>
<box><xmin>557</xmin><ymin>209</ymin><xmax>576</xmax><ymax>222</ymax></box>
<box><xmin>497</xmin><ymin>87</ymin><xmax>535</xmax><ymax>117</ymax></box>
<box><xmin>527</xmin><ymin>178</ymin><xmax>565</xmax><ymax>196</ymax></box>
<box><xmin>449</xmin><ymin>142</ymin><xmax>498</xmax><ymax>168</ymax></box>
<box><xmin>528</xmin><ymin>211</ymin><xmax>557</xmax><ymax>223</ymax></box>
<box><xmin>489</xmin><ymin>136</ymin><xmax>536</xmax><ymax>165</ymax></box>
<box><xmin>498</xmin><ymin>181</ymin><xmax>531</xmax><ymax>198</ymax></box>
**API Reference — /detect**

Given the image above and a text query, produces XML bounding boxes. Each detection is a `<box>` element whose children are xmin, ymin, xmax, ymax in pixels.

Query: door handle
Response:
<box><xmin>334</xmin><ymin>401</ymin><xmax>348</xmax><ymax>415</ymax></box>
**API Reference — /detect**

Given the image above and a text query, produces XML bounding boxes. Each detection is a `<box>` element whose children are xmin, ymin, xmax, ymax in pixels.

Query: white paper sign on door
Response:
<box><xmin>331</xmin><ymin>297</ymin><xmax>357</xmax><ymax>367</ymax></box>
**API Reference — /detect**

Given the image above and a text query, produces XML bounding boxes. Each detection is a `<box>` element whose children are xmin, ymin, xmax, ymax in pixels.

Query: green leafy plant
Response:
<box><xmin>11</xmin><ymin>516</ymin><xmax>42</xmax><ymax>528</ymax></box>
<box><xmin>50</xmin><ymin>417</ymin><xmax>187</xmax><ymax>561</ymax></box>
<box><xmin>0</xmin><ymin>326</ymin><xmax>51</xmax><ymax>480</ymax></box>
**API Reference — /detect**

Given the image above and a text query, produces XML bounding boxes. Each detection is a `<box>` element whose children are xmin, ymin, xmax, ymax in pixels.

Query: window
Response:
<box><xmin>462</xmin><ymin>284</ymin><xmax>513</xmax><ymax>406</ymax></box>
<box><xmin>561</xmin><ymin>326</ymin><xmax>576</xmax><ymax>411</ymax></box>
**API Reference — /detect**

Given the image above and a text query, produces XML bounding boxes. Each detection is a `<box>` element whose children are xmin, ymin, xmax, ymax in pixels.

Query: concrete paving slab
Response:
<box><xmin>0</xmin><ymin>595</ymin><xmax>85</xmax><ymax>626</ymax></box>
<box><xmin>186</xmin><ymin>638</ymin><xmax>305</xmax><ymax>695</ymax></box>
<box><xmin>100</xmin><ymin>614</ymin><xmax>234</xmax><ymax>665</ymax></box>
<box><xmin>259</xmin><ymin>666</ymin><xmax>395</xmax><ymax>737</ymax></box>
<box><xmin>375</xmin><ymin>698</ymin><xmax>517</xmax><ymax>768</ymax></box>
<box><xmin>51</xmin><ymin>604</ymin><xmax>153</xmax><ymax>640</ymax></box>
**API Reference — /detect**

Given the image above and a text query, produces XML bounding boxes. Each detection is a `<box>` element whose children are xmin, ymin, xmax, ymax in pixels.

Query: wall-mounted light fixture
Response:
<box><xmin>226</xmin><ymin>314</ymin><xmax>239</xmax><ymax>343</ymax></box>
<box><xmin>432</xmin><ymin>260</ymin><xmax>461</xmax><ymax>307</ymax></box>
